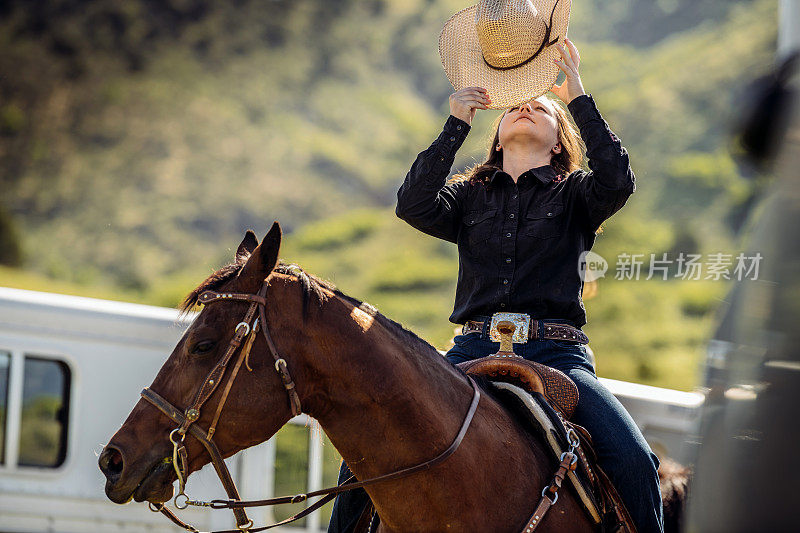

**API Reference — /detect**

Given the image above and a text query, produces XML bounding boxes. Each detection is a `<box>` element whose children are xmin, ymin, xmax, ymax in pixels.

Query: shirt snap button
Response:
<box><xmin>506</xmin><ymin>232</ymin><xmax>512</xmax><ymax>238</ymax></box>
<box><xmin>506</xmin><ymin>257</ymin><xmax>512</xmax><ymax>263</ymax></box>
<box><xmin>547</xmin><ymin>212</ymin><xmax>553</xmax><ymax>217</ymax></box>
<box><xmin>449</xmin><ymin>136</ymin><xmax>456</xmax><ymax>142</ymax></box>
<box><xmin>509</xmin><ymin>213</ymin><xmax>515</xmax><ymax>218</ymax></box>
<box><xmin>503</xmin><ymin>279</ymin><xmax>509</xmax><ymax>285</ymax></box>
<box><xmin>456</xmin><ymin>125</ymin><xmax>462</xmax><ymax>130</ymax></box>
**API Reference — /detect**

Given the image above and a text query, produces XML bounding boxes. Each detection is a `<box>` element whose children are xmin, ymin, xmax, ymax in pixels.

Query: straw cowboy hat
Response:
<box><xmin>439</xmin><ymin>0</ymin><xmax>572</xmax><ymax>109</ymax></box>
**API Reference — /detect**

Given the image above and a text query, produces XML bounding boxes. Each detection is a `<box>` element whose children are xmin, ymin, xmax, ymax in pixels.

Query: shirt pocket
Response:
<box><xmin>461</xmin><ymin>208</ymin><xmax>497</xmax><ymax>248</ymax></box>
<box><xmin>525</xmin><ymin>202</ymin><xmax>564</xmax><ymax>239</ymax></box>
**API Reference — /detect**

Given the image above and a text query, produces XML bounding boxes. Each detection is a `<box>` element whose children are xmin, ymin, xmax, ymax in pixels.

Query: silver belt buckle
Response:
<box><xmin>488</xmin><ymin>312</ymin><xmax>531</xmax><ymax>344</ymax></box>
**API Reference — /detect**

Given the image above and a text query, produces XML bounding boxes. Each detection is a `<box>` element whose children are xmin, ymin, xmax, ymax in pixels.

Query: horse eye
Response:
<box><xmin>191</xmin><ymin>340</ymin><xmax>216</xmax><ymax>355</ymax></box>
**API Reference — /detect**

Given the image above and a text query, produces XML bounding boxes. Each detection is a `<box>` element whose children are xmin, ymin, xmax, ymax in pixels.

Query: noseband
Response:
<box><xmin>139</xmin><ymin>275</ymin><xmax>481</xmax><ymax>533</ymax></box>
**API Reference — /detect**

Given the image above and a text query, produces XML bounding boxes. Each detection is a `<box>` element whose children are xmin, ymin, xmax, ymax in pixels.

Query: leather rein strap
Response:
<box><xmin>139</xmin><ymin>278</ymin><xmax>482</xmax><ymax>532</ymax></box>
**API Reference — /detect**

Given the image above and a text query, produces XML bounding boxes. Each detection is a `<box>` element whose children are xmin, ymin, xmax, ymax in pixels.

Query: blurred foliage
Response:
<box><xmin>0</xmin><ymin>0</ymin><xmax>779</xmax><ymax>391</ymax></box>
<box><xmin>18</xmin><ymin>395</ymin><xmax>64</xmax><ymax>467</ymax></box>
<box><xmin>271</xmin><ymin>422</ymin><xmax>343</xmax><ymax>526</ymax></box>
<box><xmin>0</xmin><ymin>206</ymin><xmax>22</xmax><ymax>266</ymax></box>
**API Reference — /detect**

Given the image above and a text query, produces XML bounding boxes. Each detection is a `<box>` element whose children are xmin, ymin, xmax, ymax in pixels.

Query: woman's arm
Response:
<box><xmin>568</xmin><ymin>94</ymin><xmax>636</xmax><ymax>233</ymax></box>
<box><xmin>552</xmin><ymin>38</ymin><xmax>635</xmax><ymax>233</ymax></box>
<box><xmin>396</xmin><ymin>88</ymin><xmax>491</xmax><ymax>244</ymax></box>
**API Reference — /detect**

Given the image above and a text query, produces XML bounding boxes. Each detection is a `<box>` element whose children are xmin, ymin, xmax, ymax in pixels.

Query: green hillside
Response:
<box><xmin>0</xmin><ymin>0</ymin><xmax>777</xmax><ymax>390</ymax></box>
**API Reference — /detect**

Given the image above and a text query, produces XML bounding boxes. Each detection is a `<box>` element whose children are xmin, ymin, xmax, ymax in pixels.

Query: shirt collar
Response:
<box><xmin>490</xmin><ymin>165</ymin><xmax>557</xmax><ymax>185</ymax></box>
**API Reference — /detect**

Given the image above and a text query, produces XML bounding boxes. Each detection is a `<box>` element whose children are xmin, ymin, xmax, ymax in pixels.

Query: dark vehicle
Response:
<box><xmin>685</xmin><ymin>52</ymin><xmax>800</xmax><ymax>532</ymax></box>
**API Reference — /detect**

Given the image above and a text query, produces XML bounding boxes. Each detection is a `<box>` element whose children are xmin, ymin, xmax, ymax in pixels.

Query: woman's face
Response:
<box><xmin>497</xmin><ymin>96</ymin><xmax>559</xmax><ymax>151</ymax></box>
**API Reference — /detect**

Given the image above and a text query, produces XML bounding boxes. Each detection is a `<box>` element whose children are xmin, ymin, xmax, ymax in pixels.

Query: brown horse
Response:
<box><xmin>98</xmin><ymin>223</ymin><xmax>679</xmax><ymax>532</ymax></box>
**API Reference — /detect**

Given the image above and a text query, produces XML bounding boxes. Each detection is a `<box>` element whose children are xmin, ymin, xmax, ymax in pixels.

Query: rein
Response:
<box><xmin>140</xmin><ymin>277</ymin><xmax>481</xmax><ymax>532</ymax></box>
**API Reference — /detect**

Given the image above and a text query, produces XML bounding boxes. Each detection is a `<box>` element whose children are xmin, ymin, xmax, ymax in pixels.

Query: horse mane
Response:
<box><xmin>180</xmin><ymin>257</ymin><xmax>441</xmax><ymax>358</ymax></box>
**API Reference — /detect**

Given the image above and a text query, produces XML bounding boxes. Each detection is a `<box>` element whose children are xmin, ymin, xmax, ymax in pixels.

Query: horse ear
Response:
<box><xmin>258</xmin><ymin>221</ymin><xmax>282</xmax><ymax>274</ymax></box>
<box><xmin>236</xmin><ymin>230</ymin><xmax>258</xmax><ymax>261</ymax></box>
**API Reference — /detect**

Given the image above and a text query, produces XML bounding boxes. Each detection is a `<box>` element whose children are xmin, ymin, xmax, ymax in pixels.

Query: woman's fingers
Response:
<box><xmin>457</xmin><ymin>87</ymin><xmax>488</xmax><ymax>98</ymax></box>
<box><xmin>556</xmin><ymin>42</ymin><xmax>577</xmax><ymax>73</ymax></box>
<box><xmin>565</xmin><ymin>37</ymin><xmax>580</xmax><ymax>68</ymax></box>
<box><xmin>553</xmin><ymin>57</ymin><xmax>574</xmax><ymax>77</ymax></box>
<box><xmin>456</xmin><ymin>93</ymin><xmax>491</xmax><ymax>107</ymax></box>
<box><xmin>461</xmin><ymin>92</ymin><xmax>491</xmax><ymax>100</ymax></box>
<box><xmin>461</xmin><ymin>99</ymin><xmax>489</xmax><ymax>109</ymax></box>
<box><xmin>459</xmin><ymin>88</ymin><xmax>491</xmax><ymax>101</ymax></box>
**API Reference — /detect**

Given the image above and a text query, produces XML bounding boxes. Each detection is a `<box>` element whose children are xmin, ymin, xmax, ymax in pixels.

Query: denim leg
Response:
<box><xmin>549</xmin><ymin>362</ymin><xmax>665</xmax><ymax>533</ymax></box>
<box><xmin>327</xmin><ymin>461</ymin><xmax>371</xmax><ymax>533</ymax></box>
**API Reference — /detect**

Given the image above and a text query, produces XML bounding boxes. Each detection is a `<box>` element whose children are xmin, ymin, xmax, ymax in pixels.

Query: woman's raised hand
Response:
<box><xmin>550</xmin><ymin>37</ymin><xmax>586</xmax><ymax>104</ymax></box>
<box><xmin>449</xmin><ymin>87</ymin><xmax>491</xmax><ymax>125</ymax></box>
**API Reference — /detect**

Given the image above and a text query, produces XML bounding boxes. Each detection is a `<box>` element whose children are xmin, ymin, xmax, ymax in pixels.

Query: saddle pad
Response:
<box><xmin>492</xmin><ymin>381</ymin><xmax>603</xmax><ymax>525</ymax></box>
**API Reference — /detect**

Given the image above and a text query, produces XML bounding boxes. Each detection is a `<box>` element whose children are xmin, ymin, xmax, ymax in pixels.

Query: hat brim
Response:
<box><xmin>439</xmin><ymin>0</ymin><xmax>572</xmax><ymax>110</ymax></box>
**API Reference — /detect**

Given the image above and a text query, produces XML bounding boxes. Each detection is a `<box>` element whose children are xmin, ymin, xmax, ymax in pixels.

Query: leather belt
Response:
<box><xmin>461</xmin><ymin>314</ymin><xmax>589</xmax><ymax>345</ymax></box>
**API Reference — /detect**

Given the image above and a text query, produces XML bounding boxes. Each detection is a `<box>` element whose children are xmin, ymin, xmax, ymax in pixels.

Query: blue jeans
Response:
<box><xmin>329</xmin><ymin>319</ymin><xmax>664</xmax><ymax>533</ymax></box>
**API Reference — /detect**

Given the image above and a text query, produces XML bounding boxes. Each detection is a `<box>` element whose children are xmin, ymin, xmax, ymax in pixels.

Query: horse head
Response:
<box><xmin>98</xmin><ymin>222</ymin><xmax>305</xmax><ymax>505</ymax></box>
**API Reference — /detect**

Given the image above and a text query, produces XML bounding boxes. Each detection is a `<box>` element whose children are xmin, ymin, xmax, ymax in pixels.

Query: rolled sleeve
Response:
<box><xmin>567</xmin><ymin>94</ymin><xmax>636</xmax><ymax>232</ymax></box>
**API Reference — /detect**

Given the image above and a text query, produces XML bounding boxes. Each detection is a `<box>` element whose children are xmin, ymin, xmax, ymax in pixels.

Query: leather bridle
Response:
<box><xmin>139</xmin><ymin>275</ymin><xmax>481</xmax><ymax>533</ymax></box>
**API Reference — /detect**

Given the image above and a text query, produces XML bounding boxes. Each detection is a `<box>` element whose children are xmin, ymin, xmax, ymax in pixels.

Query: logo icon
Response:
<box><xmin>579</xmin><ymin>251</ymin><xmax>607</xmax><ymax>282</ymax></box>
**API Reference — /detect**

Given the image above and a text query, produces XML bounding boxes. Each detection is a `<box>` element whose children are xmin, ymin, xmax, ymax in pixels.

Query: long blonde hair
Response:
<box><xmin>452</xmin><ymin>94</ymin><xmax>585</xmax><ymax>185</ymax></box>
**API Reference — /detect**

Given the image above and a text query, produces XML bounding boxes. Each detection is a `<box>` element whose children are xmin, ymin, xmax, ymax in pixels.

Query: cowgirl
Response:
<box><xmin>393</xmin><ymin>35</ymin><xmax>664</xmax><ymax>533</ymax></box>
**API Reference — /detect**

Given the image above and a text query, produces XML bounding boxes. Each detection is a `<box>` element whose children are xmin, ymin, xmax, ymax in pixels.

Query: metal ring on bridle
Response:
<box><xmin>541</xmin><ymin>485</ymin><xmax>559</xmax><ymax>505</ymax></box>
<box><xmin>236</xmin><ymin>321</ymin><xmax>251</xmax><ymax>336</ymax></box>
<box><xmin>174</xmin><ymin>493</ymin><xmax>190</xmax><ymax>510</ymax></box>
<box><xmin>275</xmin><ymin>358</ymin><xmax>287</xmax><ymax>372</ymax></box>
<box><xmin>565</xmin><ymin>427</ymin><xmax>580</xmax><ymax>448</ymax></box>
<box><xmin>148</xmin><ymin>502</ymin><xmax>164</xmax><ymax>513</ymax></box>
<box><xmin>169</xmin><ymin>428</ymin><xmax>186</xmax><ymax>445</ymax></box>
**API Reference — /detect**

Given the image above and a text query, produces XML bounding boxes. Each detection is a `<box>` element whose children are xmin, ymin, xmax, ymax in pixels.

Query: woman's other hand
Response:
<box><xmin>550</xmin><ymin>37</ymin><xmax>586</xmax><ymax>104</ymax></box>
<box><xmin>449</xmin><ymin>87</ymin><xmax>491</xmax><ymax>125</ymax></box>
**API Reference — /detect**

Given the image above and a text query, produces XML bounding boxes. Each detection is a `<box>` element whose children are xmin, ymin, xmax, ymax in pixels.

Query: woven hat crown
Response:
<box><xmin>476</xmin><ymin>0</ymin><xmax>548</xmax><ymax>69</ymax></box>
<box><xmin>439</xmin><ymin>0</ymin><xmax>571</xmax><ymax>109</ymax></box>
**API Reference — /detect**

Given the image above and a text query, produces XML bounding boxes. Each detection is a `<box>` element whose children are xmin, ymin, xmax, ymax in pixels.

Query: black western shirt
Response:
<box><xmin>395</xmin><ymin>94</ymin><xmax>636</xmax><ymax>328</ymax></box>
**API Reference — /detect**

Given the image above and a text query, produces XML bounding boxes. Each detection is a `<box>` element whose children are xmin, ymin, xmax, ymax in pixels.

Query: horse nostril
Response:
<box><xmin>99</xmin><ymin>446</ymin><xmax>125</xmax><ymax>480</ymax></box>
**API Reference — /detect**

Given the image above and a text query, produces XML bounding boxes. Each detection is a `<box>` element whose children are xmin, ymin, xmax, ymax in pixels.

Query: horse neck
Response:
<box><xmin>265</xmin><ymin>275</ymin><xmax>475</xmax><ymax>480</ymax></box>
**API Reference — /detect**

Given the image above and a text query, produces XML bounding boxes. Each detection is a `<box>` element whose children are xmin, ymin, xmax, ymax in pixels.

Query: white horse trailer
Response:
<box><xmin>0</xmin><ymin>287</ymin><xmax>703</xmax><ymax>533</ymax></box>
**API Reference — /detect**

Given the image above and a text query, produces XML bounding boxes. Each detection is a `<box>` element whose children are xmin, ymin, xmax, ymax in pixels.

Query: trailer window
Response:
<box><xmin>0</xmin><ymin>351</ymin><xmax>9</xmax><ymax>465</ymax></box>
<box><xmin>18</xmin><ymin>357</ymin><xmax>70</xmax><ymax>468</ymax></box>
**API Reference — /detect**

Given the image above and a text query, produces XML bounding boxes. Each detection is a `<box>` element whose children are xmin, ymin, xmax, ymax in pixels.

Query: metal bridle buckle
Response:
<box><xmin>560</xmin><ymin>450</ymin><xmax>579</xmax><ymax>471</ymax></box>
<box><xmin>275</xmin><ymin>358</ymin><xmax>288</xmax><ymax>373</ymax></box>
<box><xmin>235</xmin><ymin>321</ymin><xmax>251</xmax><ymax>336</ymax></box>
